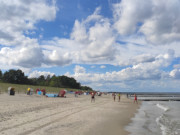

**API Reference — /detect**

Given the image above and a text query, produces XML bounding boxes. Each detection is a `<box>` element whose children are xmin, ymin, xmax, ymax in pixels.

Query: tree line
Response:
<box><xmin>0</xmin><ymin>69</ymin><xmax>93</xmax><ymax>91</ymax></box>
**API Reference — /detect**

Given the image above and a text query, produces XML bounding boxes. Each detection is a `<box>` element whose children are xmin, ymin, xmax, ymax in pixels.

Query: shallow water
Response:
<box><xmin>126</xmin><ymin>101</ymin><xmax>180</xmax><ymax>135</ymax></box>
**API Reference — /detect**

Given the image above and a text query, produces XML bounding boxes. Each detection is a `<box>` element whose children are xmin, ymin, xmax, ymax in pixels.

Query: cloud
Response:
<box><xmin>74</xmin><ymin>65</ymin><xmax>86</xmax><ymax>74</ymax></box>
<box><xmin>1</xmin><ymin>2</ymin><xmax>177</xmax><ymax>70</ymax></box>
<box><xmin>169</xmin><ymin>69</ymin><xmax>180</xmax><ymax>79</ymax></box>
<box><xmin>71</xmin><ymin>62</ymin><xmax>161</xmax><ymax>83</ymax></box>
<box><xmin>70</xmin><ymin>7</ymin><xmax>116</xmax><ymax>63</ymax></box>
<box><xmin>0</xmin><ymin>0</ymin><xmax>61</xmax><ymax>69</ymax></box>
<box><xmin>68</xmin><ymin>66</ymin><xmax>164</xmax><ymax>91</ymax></box>
<box><xmin>100</xmin><ymin>65</ymin><xmax>106</xmax><ymax>68</ymax></box>
<box><xmin>173</xmin><ymin>64</ymin><xmax>180</xmax><ymax>69</ymax></box>
<box><xmin>14</xmin><ymin>47</ymin><xmax>44</xmax><ymax>68</ymax></box>
<box><xmin>40</xmin><ymin>7</ymin><xmax>117</xmax><ymax>66</ymax></box>
<box><xmin>0</xmin><ymin>0</ymin><xmax>57</xmax><ymax>46</ymax></box>
<box><xmin>70</xmin><ymin>20</ymin><xmax>88</xmax><ymax>43</ymax></box>
<box><xmin>0</xmin><ymin>45</ymin><xmax>43</xmax><ymax>68</ymax></box>
<box><xmin>113</xmin><ymin>0</ymin><xmax>180</xmax><ymax>44</ymax></box>
<box><xmin>118</xmin><ymin>54</ymin><xmax>156</xmax><ymax>66</ymax></box>
<box><xmin>0</xmin><ymin>43</ymin><xmax>74</xmax><ymax>69</ymax></box>
<box><xmin>65</xmin><ymin>50</ymin><xmax>175</xmax><ymax>90</ymax></box>
<box><xmin>28</xmin><ymin>70</ymin><xmax>55</xmax><ymax>78</ymax></box>
<box><xmin>43</xmin><ymin>50</ymin><xmax>72</xmax><ymax>66</ymax></box>
<box><xmin>113</xmin><ymin>0</ymin><xmax>152</xmax><ymax>35</ymax></box>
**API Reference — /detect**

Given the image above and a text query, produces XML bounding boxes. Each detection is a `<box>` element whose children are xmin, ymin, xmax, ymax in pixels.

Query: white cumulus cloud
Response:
<box><xmin>0</xmin><ymin>0</ymin><xmax>57</xmax><ymax>46</ymax></box>
<box><xmin>169</xmin><ymin>69</ymin><xmax>180</xmax><ymax>79</ymax></box>
<box><xmin>113</xmin><ymin>0</ymin><xmax>180</xmax><ymax>44</ymax></box>
<box><xmin>28</xmin><ymin>70</ymin><xmax>55</xmax><ymax>78</ymax></box>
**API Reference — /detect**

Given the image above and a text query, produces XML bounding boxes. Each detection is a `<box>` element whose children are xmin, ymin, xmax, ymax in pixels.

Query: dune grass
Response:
<box><xmin>0</xmin><ymin>82</ymin><xmax>80</xmax><ymax>94</ymax></box>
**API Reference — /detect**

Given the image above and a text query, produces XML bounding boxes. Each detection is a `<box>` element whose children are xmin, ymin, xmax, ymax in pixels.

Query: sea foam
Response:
<box><xmin>156</xmin><ymin>103</ymin><xmax>169</xmax><ymax>112</ymax></box>
<box><xmin>156</xmin><ymin>114</ymin><xmax>180</xmax><ymax>135</ymax></box>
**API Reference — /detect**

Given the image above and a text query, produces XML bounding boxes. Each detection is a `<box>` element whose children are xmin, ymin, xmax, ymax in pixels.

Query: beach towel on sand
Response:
<box><xmin>45</xmin><ymin>94</ymin><xmax>58</xmax><ymax>97</ymax></box>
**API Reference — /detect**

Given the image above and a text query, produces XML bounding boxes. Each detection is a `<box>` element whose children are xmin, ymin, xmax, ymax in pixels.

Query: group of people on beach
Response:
<box><xmin>112</xmin><ymin>93</ymin><xmax>121</xmax><ymax>102</ymax></box>
<box><xmin>91</xmin><ymin>92</ymin><xmax>138</xmax><ymax>104</ymax></box>
<box><xmin>112</xmin><ymin>93</ymin><xmax>138</xmax><ymax>104</ymax></box>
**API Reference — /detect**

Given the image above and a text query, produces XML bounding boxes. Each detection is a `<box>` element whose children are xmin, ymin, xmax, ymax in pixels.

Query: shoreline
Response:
<box><xmin>85</xmin><ymin>95</ymin><xmax>140</xmax><ymax>135</ymax></box>
<box><xmin>0</xmin><ymin>93</ymin><xmax>139</xmax><ymax>135</ymax></box>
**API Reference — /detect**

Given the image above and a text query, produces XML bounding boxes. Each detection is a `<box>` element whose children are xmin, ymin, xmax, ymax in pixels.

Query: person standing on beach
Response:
<box><xmin>113</xmin><ymin>93</ymin><xmax>116</xmax><ymax>102</ymax></box>
<box><xmin>27</xmin><ymin>88</ymin><xmax>30</xmax><ymax>95</ymax></box>
<box><xmin>134</xmin><ymin>94</ymin><xmax>138</xmax><ymax>104</ymax></box>
<box><xmin>118</xmin><ymin>93</ymin><xmax>121</xmax><ymax>102</ymax></box>
<box><xmin>91</xmin><ymin>92</ymin><xmax>95</xmax><ymax>102</ymax></box>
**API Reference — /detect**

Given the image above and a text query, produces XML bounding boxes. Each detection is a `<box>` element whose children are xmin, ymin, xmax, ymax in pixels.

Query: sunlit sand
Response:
<box><xmin>0</xmin><ymin>93</ymin><xmax>139</xmax><ymax>135</ymax></box>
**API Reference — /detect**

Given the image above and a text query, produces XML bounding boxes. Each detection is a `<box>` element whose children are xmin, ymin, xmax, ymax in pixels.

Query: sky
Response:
<box><xmin>1</xmin><ymin>0</ymin><xmax>180</xmax><ymax>92</ymax></box>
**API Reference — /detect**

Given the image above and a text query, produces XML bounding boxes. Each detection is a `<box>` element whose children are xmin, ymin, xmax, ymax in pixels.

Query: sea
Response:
<box><xmin>125</xmin><ymin>93</ymin><xmax>180</xmax><ymax>135</ymax></box>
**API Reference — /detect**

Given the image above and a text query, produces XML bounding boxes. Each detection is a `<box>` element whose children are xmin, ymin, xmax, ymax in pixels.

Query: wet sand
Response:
<box><xmin>0</xmin><ymin>93</ymin><xmax>139</xmax><ymax>135</ymax></box>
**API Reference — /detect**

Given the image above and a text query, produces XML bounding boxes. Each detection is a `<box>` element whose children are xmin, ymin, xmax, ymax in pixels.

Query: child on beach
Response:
<box><xmin>134</xmin><ymin>94</ymin><xmax>138</xmax><ymax>104</ymax></box>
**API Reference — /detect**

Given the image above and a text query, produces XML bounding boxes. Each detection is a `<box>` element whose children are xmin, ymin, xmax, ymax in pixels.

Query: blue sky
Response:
<box><xmin>1</xmin><ymin>0</ymin><xmax>180</xmax><ymax>92</ymax></box>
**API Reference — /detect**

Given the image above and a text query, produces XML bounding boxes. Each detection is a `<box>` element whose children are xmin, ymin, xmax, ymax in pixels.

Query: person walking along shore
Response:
<box><xmin>118</xmin><ymin>93</ymin><xmax>121</xmax><ymax>102</ymax></box>
<box><xmin>134</xmin><ymin>94</ymin><xmax>138</xmax><ymax>104</ymax></box>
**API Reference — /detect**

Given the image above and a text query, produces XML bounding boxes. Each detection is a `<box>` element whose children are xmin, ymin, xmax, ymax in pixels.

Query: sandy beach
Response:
<box><xmin>0</xmin><ymin>93</ymin><xmax>139</xmax><ymax>135</ymax></box>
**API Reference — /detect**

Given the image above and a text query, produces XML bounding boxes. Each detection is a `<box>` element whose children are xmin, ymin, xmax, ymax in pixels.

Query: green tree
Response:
<box><xmin>28</xmin><ymin>78</ymin><xmax>37</xmax><ymax>85</ymax></box>
<box><xmin>45</xmin><ymin>75</ymin><xmax>51</xmax><ymax>86</ymax></box>
<box><xmin>59</xmin><ymin>76</ymin><xmax>80</xmax><ymax>88</ymax></box>
<box><xmin>80</xmin><ymin>86</ymin><xmax>93</xmax><ymax>91</ymax></box>
<box><xmin>37</xmin><ymin>75</ymin><xmax>46</xmax><ymax>86</ymax></box>
<box><xmin>3</xmin><ymin>69</ymin><xmax>28</xmax><ymax>84</ymax></box>
<box><xmin>0</xmin><ymin>70</ymin><xmax>3</xmax><ymax>81</ymax></box>
<box><xmin>49</xmin><ymin>75</ymin><xmax>61</xmax><ymax>87</ymax></box>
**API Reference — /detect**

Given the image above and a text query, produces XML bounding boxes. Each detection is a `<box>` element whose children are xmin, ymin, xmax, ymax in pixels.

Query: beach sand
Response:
<box><xmin>0</xmin><ymin>93</ymin><xmax>139</xmax><ymax>135</ymax></box>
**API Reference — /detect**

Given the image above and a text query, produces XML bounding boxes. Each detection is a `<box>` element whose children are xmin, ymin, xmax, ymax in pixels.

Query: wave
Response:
<box><xmin>156</xmin><ymin>103</ymin><xmax>169</xmax><ymax>112</ymax></box>
<box><xmin>156</xmin><ymin>114</ymin><xmax>180</xmax><ymax>135</ymax></box>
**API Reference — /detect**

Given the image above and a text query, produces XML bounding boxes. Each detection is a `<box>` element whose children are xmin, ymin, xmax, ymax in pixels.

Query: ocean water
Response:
<box><xmin>126</xmin><ymin>101</ymin><xmax>180</xmax><ymax>135</ymax></box>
